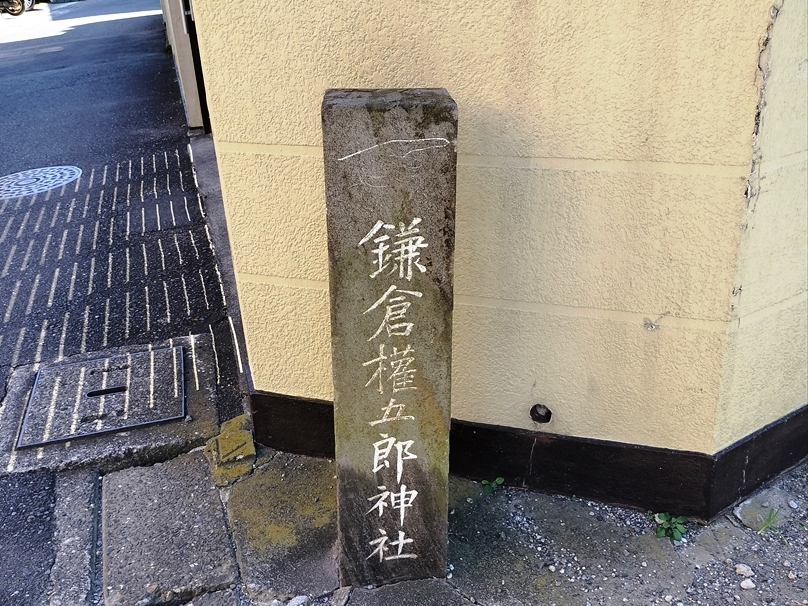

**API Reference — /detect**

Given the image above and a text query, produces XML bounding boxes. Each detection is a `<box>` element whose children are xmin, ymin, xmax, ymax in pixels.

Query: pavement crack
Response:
<box><xmin>0</xmin><ymin>363</ymin><xmax>10</xmax><ymax>403</ymax></box>
<box><xmin>446</xmin><ymin>578</ymin><xmax>487</xmax><ymax>605</ymax></box>
<box><xmin>216</xmin><ymin>484</ymin><xmax>245</xmax><ymax>595</ymax></box>
<box><xmin>90</xmin><ymin>471</ymin><xmax>105</xmax><ymax>606</ymax></box>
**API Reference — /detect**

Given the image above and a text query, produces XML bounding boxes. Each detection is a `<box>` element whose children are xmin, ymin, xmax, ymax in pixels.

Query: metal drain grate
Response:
<box><xmin>0</xmin><ymin>166</ymin><xmax>82</xmax><ymax>199</ymax></box>
<box><xmin>16</xmin><ymin>347</ymin><xmax>185</xmax><ymax>449</ymax></box>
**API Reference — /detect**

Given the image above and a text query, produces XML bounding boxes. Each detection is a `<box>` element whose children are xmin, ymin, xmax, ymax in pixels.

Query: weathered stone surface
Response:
<box><xmin>226</xmin><ymin>451</ymin><xmax>338</xmax><ymax>601</ymax></box>
<box><xmin>102</xmin><ymin>451</ymin><xmax>237</xmax><ymax>606</ymax></box>
<box><xmin>323</xmin><ymin>89</ymin><xmax>456</xmax><ymax>586</ymax></box>
<box><xmin>185</xmin><ymin>588</ymin><xmax>239</xmax><ymax>606</ymax></box>
<box><xmin>733</xmin><ymin>487</ymin><xmax>796</xmax><ymax>532</ymax></box>
<box><xmin>48</xmin><ymin>470</ymin><xmax>98</xmax><ymax>606</ymax></box>
<box><xmin>329</xmin><ymin>586</ymin><xmax>352</xmax><ymax>606</ymax></box>
<box><xmin>204</xmin><ymin>413</ymin><xmax>255</xmax><ymax>486</ymax></box>
<box><xmin>346</xmin><ymin>579</ymin><xmax>469</xmax><ymax>606</ymax></box>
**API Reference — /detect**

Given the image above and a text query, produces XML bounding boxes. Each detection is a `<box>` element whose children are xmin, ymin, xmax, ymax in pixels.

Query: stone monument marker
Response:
<box><xmin>322</xmin><ymin>89</ymin><xmax>457</xmax><ymax>586</ymax></box>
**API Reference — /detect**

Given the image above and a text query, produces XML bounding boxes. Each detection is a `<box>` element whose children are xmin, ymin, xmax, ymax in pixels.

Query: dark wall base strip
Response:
<box><xmin>711</xmin><ymin>404</ymin><xmax>808</xmax><ymax>516</ymax></box>
<box><xmin>250</xmin><ymin>391</ymin><xmax>808</xmax><ymax>520</ymax></box>
<box><xmin>251</xmin><ymin>391</ymin><xmax>335</xmax><ymax>460</ymax></box>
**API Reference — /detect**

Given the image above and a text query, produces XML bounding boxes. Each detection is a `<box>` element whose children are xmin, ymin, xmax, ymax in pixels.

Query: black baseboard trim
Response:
<box><xmin>251</xmin><ymin>391</ymin><xmax>335</xmax><ymax>460</ymax></box>
<box><xmin>250</xmin><ymin>391</ymin><xmax>808</xmax><ymax>520</ymax></box>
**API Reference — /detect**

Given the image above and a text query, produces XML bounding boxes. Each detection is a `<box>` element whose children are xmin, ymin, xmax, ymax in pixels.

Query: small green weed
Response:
<box><xmin>799</xmin><ymin>520</ymin><xmax>808</xmax><ymax>531</ymax></box>
<box><xmin>655</xmin><ymin>512</ymin><xmax>688</xmax><ymax>541</ymax></box>
<box><xmin>482</xmin><ymin>477</ymin><xmax>504</xmax><ymax>495</ymax></box>
<box><xmin>757</xmin><ymin>507</ymin><xmax>781</xmax><ymax>534</ymax></box>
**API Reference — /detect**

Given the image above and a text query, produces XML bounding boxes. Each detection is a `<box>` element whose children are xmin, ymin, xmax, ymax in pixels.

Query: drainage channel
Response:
<box><xmin>16</xmin><ymin>346</ymin><xmax>185</xmax><ymax>449</ymax></box>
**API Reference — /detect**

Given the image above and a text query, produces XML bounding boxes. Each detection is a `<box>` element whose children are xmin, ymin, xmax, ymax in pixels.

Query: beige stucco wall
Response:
<box><xmin>716</xmin><ymin>0</ymin><xmax>808</xmax><ymax>452</ymax></box>
<box><xmin>190</xmin><ymin>0</ymin><xmax>806</xmax><ymax>454</ymax></box>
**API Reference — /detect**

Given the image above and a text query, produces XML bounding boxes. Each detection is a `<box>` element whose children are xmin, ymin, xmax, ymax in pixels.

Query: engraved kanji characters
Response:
<box><xmin>366</xmin><ymin>529</ymin><xmax>418</xmax><ymax>562</ymax></box>
<box><xmin>363</xmin><ymin>344</ymin><xmax>418</xmax><ymax>394</ymax></box>
<box><xmin>368</xmin><ymin>398</ymin><xmax>415</xmax><ymax>426</ymax></box>
<box><xmin>367</xmin><ymin>484</ymin><xmax>419</xmax><ymax>525</ymax></box>
<box><xmin>359</xmin><ymin>217</ymin><xmax>429</xmax><ymax>564</ymax></box>
<box><xmin>372</xmin><ymin>433</ymin><xmax>418</xmax><ymax>483</ymax></box>
<box><xmin>358</xmin><ymin>218</ymin><xmax>428</xmax><ymax>281</ymax></box>
<box><xmin>364</xmin><ymin>285</ymin><xmax>422</xmax><ymax>341</ymax></box>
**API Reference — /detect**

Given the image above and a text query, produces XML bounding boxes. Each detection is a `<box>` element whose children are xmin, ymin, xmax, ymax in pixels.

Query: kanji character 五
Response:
<box><xmin>368</xmin><ymin>398</ymin><xmax>415</xmax><ymax>426</ymax></box>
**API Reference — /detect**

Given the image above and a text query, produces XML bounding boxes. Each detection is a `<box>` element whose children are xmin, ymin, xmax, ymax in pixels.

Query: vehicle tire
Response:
<box><xmin>6</xmin><ymin>0</ymin><xmax>25</xmax><ymax>15</ymax></box>
<box><xmin>23</xmin><ymin>0</ymin><xmax>34</xmax><ymax>10</ymax></box>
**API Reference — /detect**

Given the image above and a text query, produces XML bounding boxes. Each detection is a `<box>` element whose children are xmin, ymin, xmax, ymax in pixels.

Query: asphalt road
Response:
<box><xmin>0</xmin><ymin>2</ymin><xmax>240</xmax><ymax>603</ymax></box>
<box><xmin>0</xmin><ymin>0</ymin><xmax>187</xmax><ymax>174</ymax></box>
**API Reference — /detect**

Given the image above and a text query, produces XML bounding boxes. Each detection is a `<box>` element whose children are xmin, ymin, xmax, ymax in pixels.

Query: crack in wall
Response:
<box><xmin>745</xmin><ymin>1</ymin><xmax>783</xmax><ymax>218</ymax></box>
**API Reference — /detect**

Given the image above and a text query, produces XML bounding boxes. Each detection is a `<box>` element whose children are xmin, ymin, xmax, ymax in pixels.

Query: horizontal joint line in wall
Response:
<box><xmin>215</xmin><ymin>141</ymin><xmax>747</xmax><ymax>177</ymax></box>
<box><xmin>455</xmin><ymin>294</ymin><xmax>729</xmax><ymax>332</ymax></box>
<box><xmin>237</xmin><ymin>273</ymin><xmax>328</xmax><ymax>291</ymax></box>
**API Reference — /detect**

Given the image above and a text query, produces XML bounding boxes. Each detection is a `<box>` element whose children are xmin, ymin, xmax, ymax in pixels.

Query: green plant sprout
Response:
<box><xmin>482</xmin><ymin>477</ymin><xmax>505</xmax><ymax>495</ymax></box>
<box><xmin>757</xmin><ymin>507</ymin><xmax>781</xmax><ymax>535</ymax></box>
<box><xmin>655</xmin><ymin>513</ymin><xmax>688</xmax><ymax>541</ymax></box>
<box><xmin>799</xmin><ymin>520</ymin><xmax>808</xmax><ymax>531</ymax></box>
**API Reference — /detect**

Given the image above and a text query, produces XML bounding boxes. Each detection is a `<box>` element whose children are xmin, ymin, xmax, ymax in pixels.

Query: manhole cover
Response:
<box><xmin>16</xmin><ymin>347</ymin><xmax>185</xmax><ymax>449</ymax></box>
<box><xmin>0</xmin><ymin>166</ymin><xmax>82</xmax><ymax>199</ymax></box>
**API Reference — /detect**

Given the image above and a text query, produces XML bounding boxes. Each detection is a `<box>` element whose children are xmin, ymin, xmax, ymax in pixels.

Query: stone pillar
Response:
<box><xmin>323</xmin><ymin>89</ymin><xmax>457</xmax><ymax>586</ymax></box>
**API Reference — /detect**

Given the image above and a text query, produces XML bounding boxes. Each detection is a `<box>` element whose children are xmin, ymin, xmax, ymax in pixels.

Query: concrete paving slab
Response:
<box><xmin>0</xmin><ymin>335</ymin><xmax>219</xmax><ymax>475</ymax></box>
<box><xmin>47</xmin><ymin>470</ymin><xmax>98</xmax><ymax>606</ymax></box>
<box><xmin>733</xmin><ymin>486</ymin><xmax>798</xmax><ymax>532</ymax></box>
<box><xmin>182</xmin><ymin>588</ymin><xmax>239</xmax><ymax>606</ymax></box>
<box><xmin>345</xmin><ymin>579</ymin><xmax>469</xmax><ymax>606</ymax></box>
<box><xmin>226</xmin><ymin>451</ymin><xmax>339</xmax><ymax>602</ymax></box>
<box><xmin>102</xmin><ymin>451</ymin><xmax>237</xmax><ymax>606</ymax></box>
<box><xmin>204</xmin><ymin>414</ymin><xmax>255</xmax><ymax>487</ymax></box>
